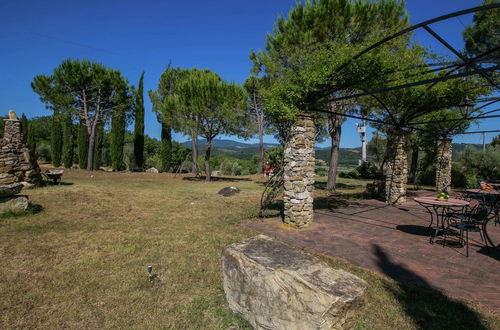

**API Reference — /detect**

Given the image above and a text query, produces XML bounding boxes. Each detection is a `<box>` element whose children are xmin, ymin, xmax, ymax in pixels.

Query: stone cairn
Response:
<box><xmin>0</xmin><ymin>111</ymin><xmax>42</xmax><ymax>213</ymax></box>
<box><xmin>385</xmin><ymin>130</ymin><xmax>408</xmax><ymax>205</ymax></box>
<box><xmin>436</xmin><ymin>138</ymin><xmax>452</xmax><ymax>193</ymax></box>
<box><xmin>283</xmin><ymin>114</ymin><xmax>316</xmax><ymax>228</ymax></box>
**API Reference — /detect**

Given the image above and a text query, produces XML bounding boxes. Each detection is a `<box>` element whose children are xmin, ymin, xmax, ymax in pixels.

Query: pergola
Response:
<box><xmin>275</xmin><ymin>3</ymin><xmax>500</xmax><ymax>228</ymax></box>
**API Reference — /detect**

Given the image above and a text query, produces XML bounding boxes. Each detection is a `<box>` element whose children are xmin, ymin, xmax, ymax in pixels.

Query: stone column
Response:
<box><xmin>385</xmin><ymin>129</ymin><xmax>408</xmax><ymax>205</ymax></box>
<box><xmin>0</xmin><ymin>113</ymin><xmax>42</xmax><ymax>185</ymax></box>
<box><xmin>435</xmin><ymin>138</ymin><xmax>452</xmax><ymax>193</ymax></box>
<box><xmin>283</xmin><ymin>114</ymin><xmax>316</xmax><ymax>228</ymax></box>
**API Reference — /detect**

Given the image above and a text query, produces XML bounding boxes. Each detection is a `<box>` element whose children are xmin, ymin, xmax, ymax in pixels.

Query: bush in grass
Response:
<box><xmin>36</xmin><ymin>142</ymin><xmax>51</xmax><ymax>162</ymax></box>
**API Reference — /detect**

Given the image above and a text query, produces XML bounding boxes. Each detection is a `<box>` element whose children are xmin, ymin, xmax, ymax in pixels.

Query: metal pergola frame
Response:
<box><xmin>306</xmin><ymin>3</ymin><xmax>500</xmax><ymax>136</ymax></box>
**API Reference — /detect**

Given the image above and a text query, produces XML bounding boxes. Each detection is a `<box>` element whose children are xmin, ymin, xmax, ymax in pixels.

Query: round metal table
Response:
<box><xmin>414</xmin><ymin>197</ymin><xmax>469</xmax><ymax>244</ymax></box>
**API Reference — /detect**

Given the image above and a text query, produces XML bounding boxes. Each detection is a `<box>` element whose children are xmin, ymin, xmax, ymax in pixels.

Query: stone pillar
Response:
<box><xmin>0</xmin><ymin>113</ymin><xmax>42</xmax><ymax>185</ymax></box>
<box><xmin>283</xmin><ymin>114</ymin><xmax>316</xmax><ymax>228</ymax></box>
<box><xmin>385</xmin><ymin>130</ymin><xmax>408</xmax><ymax>205</ymax></box>
<box><xmin>436</xmin><ymin>138</ymin><xmax>452</xmax><ymax>193</ymax></box>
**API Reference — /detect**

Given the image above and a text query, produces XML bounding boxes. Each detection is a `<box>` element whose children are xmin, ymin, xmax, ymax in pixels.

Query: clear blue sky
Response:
<box><xmin>0</xmin><ymin>0</ymin><xmax>496</xmax><ymax>148</ymax></box>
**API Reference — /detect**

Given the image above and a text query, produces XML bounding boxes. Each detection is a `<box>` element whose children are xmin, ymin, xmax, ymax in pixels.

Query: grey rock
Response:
<box><xmin>222</xmin><ymin>235</ymin><xmax>367</xmax><ymax>330</ymax></box>
<box><xmin>0</xmin><ymin>195</ymin><xmax>28</xmax><ymax>213</ymax></box>
<box><xmin>218</xmin><ymin>186</ymin><xmax>240</xmax><ymax>197</ymax></box>
<box><xmin>0</xmin><ymin>182</ymin><xmax>23</xmax><ymax>197</ymax></box>
<box><xmin>145</xmin><ymin>167</ymin><xmax>159</xmax><ymax>173</ymax></box>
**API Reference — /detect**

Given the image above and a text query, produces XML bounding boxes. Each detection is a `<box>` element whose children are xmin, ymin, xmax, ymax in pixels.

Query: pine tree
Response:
<box><xmin>50</xmin><ymin>112</ymin><xmax>63</xmax><ymax>167</ymax></box>
<box><xmin>20</xmin><ymin>113</ymin><xmax>28</xmax><ymax>143</ymax></box>
<box><xmin>111</xmin><ymin>109</ymin><xmax>126</xmax><ymax>171</ymax></box>
<box><xmin>133</xmin><ymin>71</ymin><xmax>145</xmax><ymax>170</ymax></box>
<box><xmin>62</xmin><ymin>113</ymin><xmax>74</xmax><ymax>168</ymax></box>
<box><xmin>77</xmin><ymin>120</ymin><xmax>88</xmax><ymax>169</ymax></box>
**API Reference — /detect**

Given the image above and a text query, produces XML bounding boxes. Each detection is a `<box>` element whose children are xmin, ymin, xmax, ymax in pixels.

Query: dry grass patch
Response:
<box><xmin>0</xmin><ymin>171</ymin><xmax>498</xmax><ymax>329</ymax></box>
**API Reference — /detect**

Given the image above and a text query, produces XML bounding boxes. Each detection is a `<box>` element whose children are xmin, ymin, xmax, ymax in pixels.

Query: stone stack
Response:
<box><xmin>0</xmin><ymin>114</ymin><xmax>42</xmax><ymax>186</ymax></box>
<box><xmin>283</xmin><ymin>114</ymin><xmax>316</xmax><ymax>228</ymax></box>
<box><xmin>385</xmin><ymin>130</ymin><xmax>408</xmax><ymax>205</ymax></box>
<box><xmin>436</xmin><ymin>138</ymin><xmax>452</xmax><ymax>193</ymax></box>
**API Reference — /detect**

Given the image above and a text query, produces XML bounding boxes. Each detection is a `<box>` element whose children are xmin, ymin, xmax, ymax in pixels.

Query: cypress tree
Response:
<box><xmin>77</xmin><ymin>120</ymin><xmax>88</xmax><ymax>169</ymax></box>
<box><xmin>27</xmin><ymin>122</ymin><xmax>36</xmax><ymax>155</ymax></box>
<box><xmin>93</xmin><ymin>123</ymin><xmax>104</xmax><ymax>170</ymax></box>
<box><xmin>62</xmin><ymin>114</ymin><xmax>74</xmax><ymax>168</ymax></box>
<box><xmin>50</xmin><ymin>112</ymin><xmax>63</xmax><ymax>167</ymax></box>
<box><xmin>20</xmin><ymin>113</ymin><xmax>28</xmax><ymax>143</ymax></box>
<box><xmin>111</xmin><ymin>110</ymin><xmax>126</xmax><ymax>171</ymax></box>
<box><xmin>133</xmin><ymin>71</ymin><xmax>145</xmax><ymax>170</ymax></box>
<box><xmin>160</xmin><ymin>120</ymin><xmax>172</xmax><ymax>172</ymax></box>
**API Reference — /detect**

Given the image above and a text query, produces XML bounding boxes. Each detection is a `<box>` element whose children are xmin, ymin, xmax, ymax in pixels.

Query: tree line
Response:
<box><xmin>28</xmin><ymin>0</ymin><xmax>498</xmax><ymax>186</ymax></box>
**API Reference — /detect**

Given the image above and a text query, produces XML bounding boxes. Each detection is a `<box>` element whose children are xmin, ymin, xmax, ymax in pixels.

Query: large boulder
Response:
<box><xmin>0</xmin><ymin>195</ymin><xmax>28</xmax><ymax>213</ymax></box>
<box><xmin>221</xmin><ymin>235</ymin><xmax>367</xmax><ymax>330</ymax></box>
<box><xmin>0</xmin><ymin>182</ymin><xmax>23</xmax><ymax>197</ymax></box>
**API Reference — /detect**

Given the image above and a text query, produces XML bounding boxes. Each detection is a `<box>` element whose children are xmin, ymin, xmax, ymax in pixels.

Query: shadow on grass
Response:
<box><xmin>373</xmin><ymin>244</ymin><xmax>489</xmax><ymax>329</ymax></box>
<box><xmin>183</xmin><ymin>176</ymin><xmax>251</xmax><ymax>182</ymax></box>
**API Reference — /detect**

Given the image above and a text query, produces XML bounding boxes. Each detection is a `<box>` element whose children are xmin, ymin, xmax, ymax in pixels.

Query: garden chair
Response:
<box><xmin>447</xmin><ymin>206</ymin><xmax>490</xmax><ymax>257</ymax></box>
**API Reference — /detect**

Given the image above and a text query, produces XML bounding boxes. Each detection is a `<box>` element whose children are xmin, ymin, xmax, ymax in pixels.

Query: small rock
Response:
<box><xmin>0</xmin><ymin>195</ymin><xmax>29</xmax><ymax>213</ymax></box>
<box><xmin>146</xmin><ymin>167</ymin><xmax>159</xmax><ymax>173</ymax></box>
<box><xmin>0</xmin><ymin>182</ymin><xmax>23</xmax><ymax>197</ymax></box>
<box><xmin>218</xmin><ymin>186</ymin><xmax>240</xmax><ymax>197</ymax></box>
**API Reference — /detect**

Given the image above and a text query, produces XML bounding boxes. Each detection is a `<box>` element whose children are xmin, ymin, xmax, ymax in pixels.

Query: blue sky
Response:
<box><xmin>0</xmin><ymin>0</ymin><xmax>496</xmax><ymax>148</ymax></box>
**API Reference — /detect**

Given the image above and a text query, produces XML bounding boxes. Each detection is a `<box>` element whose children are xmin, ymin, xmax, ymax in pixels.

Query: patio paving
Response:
<box><xmin>247</xmin><ymin>191</ymin><xmax>500</xmax><ymax>312</ymax></box>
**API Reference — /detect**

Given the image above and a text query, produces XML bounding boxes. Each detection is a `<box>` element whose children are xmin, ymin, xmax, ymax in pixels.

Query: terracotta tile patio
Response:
<box><xmin>248</xmin><ymin>191</ymin><xmax>500</xmax><ymax>312</ymax></box>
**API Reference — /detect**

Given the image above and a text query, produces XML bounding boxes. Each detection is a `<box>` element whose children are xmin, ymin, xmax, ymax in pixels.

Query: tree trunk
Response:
<box><xmin>191</xmin><ymin>133</ymin><xmax>200</xmax><ymax>175</ymax></box>
<box><xmin>205</xmin><ymin>138</ymin><xmax>212</xmax><ymax>182</ymax></box>
<box><xmin>409</xmin><ymin>142</ymin><xmax>419</xmax><ymax>184</ymax></box>
<box><xmin>86</xmin><ymin>128</ymin><xmax>96</xmax><ymax>171</ymax></box>
<box><xmin>326</xmin><ymin>113</ymin><xmax>342</xmax><ymax>190</ymax></box>
<box><xmin>258</xmin><ymin>110</ymin><xmax>264</xmax><ymax>174</ymax></box>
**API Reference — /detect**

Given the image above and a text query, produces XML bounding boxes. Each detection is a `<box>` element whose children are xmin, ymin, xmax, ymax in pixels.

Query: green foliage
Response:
<box><xmin>253</xmin><ymin>0</ymin><xmax>409</xmax><ymax>121</ymax></box>
<box><xmin>492</xmin><ymin>134</ymin><xmax>500</xmax><ymax>147</ymax></box>
<box><xmin>133</xmin><ymin>71</ymin><xmax>145</xmax><ymax>169</ymax></box>
<box><xmin>50</xmin><ymin>114</ymin><xmax>63</xmax><ymax>167</ymax></box>
<box><xmin>31</xmin><ymin>58</ymin><xmax>133</xmax><ymax>170</ymax></box>
<box><xmin>20</xmin><ymin>113</ymin><xmax>28</xmax><ymax>143</ymax></box>
<box><xmin>27</xmin><ymin>122</ymin><xmax>36</xmax><ymax>155</ymax></box>
<box><xmin>458</xmin><ymin>145</ymin><xmax>500</xmax><ymax>181</ymax></box>
<box><xmin>158</xmin><ymin>67</ymin><xmax>250</xmax><ymax>180</ymax></box>
<box><xmin>463</xmin><ymin>0</ymin><xmax>500</xmax><ymax>61</ymax></box>
<box><xmin>62</xmin><ymin>114</ymin><xmax>74</xmax><ymax>168</ymax></box>
<box><xmin>77</xmin><ymin>121</ymin><xmax>88</xmax><ymax>169</ymax></box>
<box><xmin>111</xmin><ymin>109</ymin><xmax>126</xmax><ymax>171</ymax></box>
<box><xmin>339</xmin><ymin>162</ymin><xmax>381</xmax><ymax>180</ymax></box>
<box><xmin>36</xmin><ymin>142</ymin><xmax>51</xmax><ymax>162</ymax></box>
<box><xmin>264</xmin><ymin>146</ymin><xmax>283</xmax><ymax>171</ymax></box>
<box><xmin>159</xmin><ymin>122</ymin><xmax>173</xmax><ymax>172</ymax></box>
<box><xmin>93</xmin><ymin>124</ymin><xmax>104</xmax><ymax>170</ymax></box>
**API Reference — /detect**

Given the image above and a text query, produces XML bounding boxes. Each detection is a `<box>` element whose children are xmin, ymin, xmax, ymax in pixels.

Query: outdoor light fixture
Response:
<box><xmin>147</xmin><ymin>265</ymin><xmax>153</xmax><ymax>280</ymax></box>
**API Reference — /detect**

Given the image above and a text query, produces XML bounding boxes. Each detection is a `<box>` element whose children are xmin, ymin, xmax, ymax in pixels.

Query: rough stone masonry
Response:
<box><xmin>0</xmin><ymin>112</ymin><xmax>42</xmax><ymax>186</ymax></box>
<box><xmin>283</xmin><ymin>114</ymin><xmax>316</xmax><ymax>228</ymax></box>
<box><xmin>436</xmin><ymin>138</ymin><xmax>452</xmax><ymax>193</ymax></box>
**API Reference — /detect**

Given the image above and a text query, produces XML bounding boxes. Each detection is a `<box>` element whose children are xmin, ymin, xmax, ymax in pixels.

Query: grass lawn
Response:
<box><xmin>0</xmin><ymin>170</ymin><xmax>498</xmax><ymax>329</ymax></box>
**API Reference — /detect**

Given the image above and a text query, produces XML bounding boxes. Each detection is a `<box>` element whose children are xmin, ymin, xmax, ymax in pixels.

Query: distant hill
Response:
<box><xmin>180</xmin><ymin>139</ymin><xmax>483</xmax><ymax>165</ymax></box>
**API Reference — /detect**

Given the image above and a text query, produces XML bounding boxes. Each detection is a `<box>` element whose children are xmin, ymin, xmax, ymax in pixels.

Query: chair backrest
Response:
<box><xmin>473</xmin><ymin>206</ymin><xmax>490</xmax><ymax>224</ymax></box>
